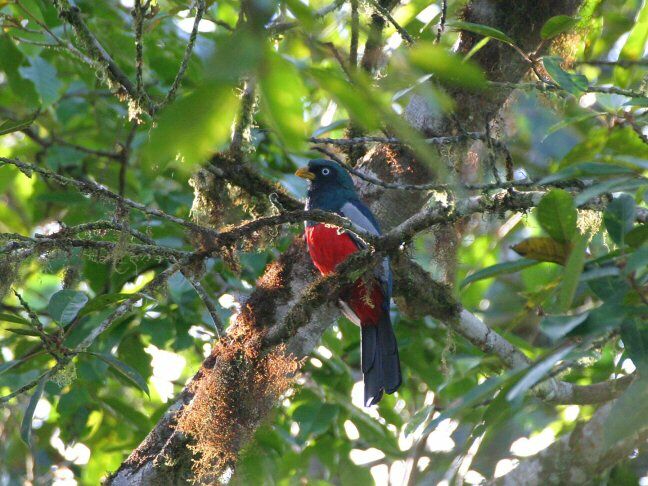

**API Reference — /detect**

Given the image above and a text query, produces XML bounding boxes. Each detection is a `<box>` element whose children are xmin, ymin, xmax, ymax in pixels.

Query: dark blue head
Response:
<box><xmin>295</xmin><ymin>159</ymin><xmax>358</xmax><ymax>211</ymax></box>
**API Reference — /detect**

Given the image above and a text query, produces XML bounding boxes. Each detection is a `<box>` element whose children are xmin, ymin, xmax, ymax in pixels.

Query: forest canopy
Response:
<box><xmin>0</xmin><ymin>0</ymin><xmax>647</xmax><ymax>484</ymax></box>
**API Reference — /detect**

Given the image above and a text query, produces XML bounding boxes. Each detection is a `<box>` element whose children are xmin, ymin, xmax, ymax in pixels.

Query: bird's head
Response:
<box><xmin>295</xmin><ymin>159</ymin><xmax>357</xmax><ymax>210</ymax></box>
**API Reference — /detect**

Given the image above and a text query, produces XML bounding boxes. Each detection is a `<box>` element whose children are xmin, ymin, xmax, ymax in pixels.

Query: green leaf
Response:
<box><xmin>48</xmin><ymin>290</ymin><xmax>89</xmax><ymax>325</ymax></box>
<box><xmin>307</xmin><ymin>67</ymin><xmax>381</xmax><ymax>131</ymax></box>
<box><xmin>20</xmin><ymin>375</ymin><xmax>47</xmax><ymax>445</ymax></box>
<box><xmin>79</xmin><ymin>293</ymin><xmax>139</xmax><ymax>317</ymax></box>
<box><xmin>460</xmin><ymin>258</ymin><xmax>539</xmax><ymax>288</ymax></box>
<box><xmin>541</xmin><ymin>113</ymin><xmax>606</xmax><ymax>142</ymax></box>
<box><xmin>448</xmin><ymin>21</ymin><xmax>516</xmax><ymax>46</ymax></box>
<box><xmin>144</xmin><ymin>81</ymin><xmax>239</xmax><ymax>172</ymax></box>
<box><xmin>570</xmin><ymin>302</ymin><xmax>626</xmax><ymax>337</ymax></box>
<box><xmin>259</xmin><ymin>53</ymin><xmax>307</xmax><ymax>149</ymax></box>
<box><xmin>0</xmin><ymin>312</ymin><xmax>32</xmax><ymax>326</ymax></box>
<box><xmin>17</xmin><ymin>0</ymin><xmax>45</xmax><ymax>23</ymax></box>
<box><xmin>541</xmin><ymin>15</ymin><xmax>579</xmax><ymax>40</ymax></box>
<box><xmin>537</xmin><ymin>189</ymin><xmax>578</xmax><ymax>243</ymax></box>
<box><xmin>624</xmin><ymin>97</ymin><xmax>648</xmax><ymax>107</ymax></box>
<box><xmin>85</xmin><ymin>352</ymin><xmax>150</xmax><ymax>396</ymax></box>
<box><xmin>0</xmin><ymin>360</ymin><xmax>19</xmax><ymax>375</ymax></box>
<box><xmin>626</xmin><ymin>225</ymin><xmax>648</xmax><ymax>248</ymax></box>
<box><xmin>420</xmin><ymin>374</ymin><xmax>509</xmax><ymax>436</ymax></box>
<box><xmin>620</xmin><ymin>317</ymin><xmax>648</xmax><ymax>372</ymax></box>
<box><xmin>557</xmin><ymin>232</ymin><xmax>589</xmax><ymax>311</ymax></box>
<box><xmin>409</xmin><ymin>43</ymin><xmax>487</xmax><ymax>91</ymax></box>
<box><xmin>292</xmin><ymin>402</ymin><xmax>339</xmax><ymax>440</ymax></box>
<box><xmin>574</xmin><ymin>177</ymin><xmax>647</xmax><ymax>206</ymax></box>
<box><xmin>541</xmin><ymin>312</ymin><xmax>589</xmax><ymax>341</ymax></box>
<box><xmin>5</xmin><ymin>327</ymin><xmax>40</xmax><ymax>336</ymax></box>
<box><xmin>506</xmin><ymin>345</ymin><xmax>576</xmax><ymax>401</ymax></box>
<box><xmin>538</xmin><ymin>162</ymin><xmax>636</xmax><ymax>185</ymax></box>
<box><xmin>605</xmin><ymin>378</ymin><xmax>648</xmax><ymax>446</ymax></box>
<box><xmin>543</xmin><ymin>56</ymin><xmax>588</xmax><ymax>94</ymax></box>
<box><xmin>625</xmin><ymin>247</ymin><xmax>648</xmax><ymax>275</ymax></box>
<box><xmin>618</xmin><ymin>2</ymin><xmax>648</xmax><ymax>61</ymax></box>
<box><xmin>0</xmin><ymin>112</ymin><xmax>38</xmax><ymax>136</ymax></box>
<box><xmin>604</xmin><ymin>195</ymin><xmax>635</xmax><ymax>246</ymax></box>
<box><xmin>18</xmin><ymin>56</ymin><xmax>62</xmax><ymax>107</ymax></box>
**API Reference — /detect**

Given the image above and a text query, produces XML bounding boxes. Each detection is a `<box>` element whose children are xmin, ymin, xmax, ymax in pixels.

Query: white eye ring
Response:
<box><xmin>322</xmin><ymin>168</ymin><xmax>330</xmax><ymax>175</ymax></box>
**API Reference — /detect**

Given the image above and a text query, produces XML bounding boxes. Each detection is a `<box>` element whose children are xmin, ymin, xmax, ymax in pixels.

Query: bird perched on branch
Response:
<box><xmin>296</xmin><ymin>159</ymin><xmax>401</xmax><ymax>406</ymax></box>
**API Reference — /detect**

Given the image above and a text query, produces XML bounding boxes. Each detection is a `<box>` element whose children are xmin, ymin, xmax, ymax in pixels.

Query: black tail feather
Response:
<box><xmin>361</xmin><ymin>313</ymin><xmax>401</xmax><ymax>406</ymax></box>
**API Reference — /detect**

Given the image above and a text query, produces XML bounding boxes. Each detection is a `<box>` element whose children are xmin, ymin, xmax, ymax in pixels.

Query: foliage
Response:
<box><xmin>0</xmin><ymin>0</ymin><xmax>646</xmax><ymax>484</ymax></box>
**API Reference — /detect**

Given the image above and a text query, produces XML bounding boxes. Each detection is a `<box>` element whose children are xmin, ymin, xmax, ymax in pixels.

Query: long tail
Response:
<box><xmin>361</xmin><ymin>313</ymin><xmax>401</xmax><ymax>407</ymax></box>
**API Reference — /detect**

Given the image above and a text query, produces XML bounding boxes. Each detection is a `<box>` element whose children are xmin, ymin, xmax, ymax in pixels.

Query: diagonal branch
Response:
<box><xmin>51</xmin><ymin>0</ymin><xmax>156</xmax><ymax>115</ymax></box>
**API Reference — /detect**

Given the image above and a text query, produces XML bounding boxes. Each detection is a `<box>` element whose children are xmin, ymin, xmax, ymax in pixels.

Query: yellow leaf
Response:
<box><xmin>511</xmin><ymin>237</ymin><xmax>571</xmax><ymax>265</ymax></box>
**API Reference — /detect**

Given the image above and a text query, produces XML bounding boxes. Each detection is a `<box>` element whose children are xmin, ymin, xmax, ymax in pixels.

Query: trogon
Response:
<box><xmin>296</xmin><ymin>159</ymin><xmax>402</xmax><ymax>406</ymax></box>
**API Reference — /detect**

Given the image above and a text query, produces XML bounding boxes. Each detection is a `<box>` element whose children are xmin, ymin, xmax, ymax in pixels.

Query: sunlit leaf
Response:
<box><xmin>259</xmin><ymin>53</ymin><xmax>308</xmax><ymax>149</ymax></box>
<box><xmin>615</xmin><ymin>2</ymin><xmax>648</xmax><ymax>85</ymax></box>
<box><xmin>5</xmin><ymin>327</ymin><xmax>40</xmax><ymax>336</ymax></box>
<box><xmin>144</xmin><ymin>81</ymin><xmax>239</xmax><ymax>172</ymax></box>
<box><xmin>0</xmin><ymin>312</ymin><xmax>32</xmax><ymax>326</ymax></box>
<box><xmin>409</xmin><ymin>43</ymin><xmax>487</xmax><ymax>91</ymax></box>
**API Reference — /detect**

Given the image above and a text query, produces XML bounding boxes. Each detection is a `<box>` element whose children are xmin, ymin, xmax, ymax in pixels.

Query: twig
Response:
<box><xmin>484</xmin><ymin>122</ymin><xmax>501</xmax><ymax>183</ymax></box>
<box><xmin>75</xmin><ymin>260</ymin><xmax>184</xmax><ymax>351</ymax></box>
<box><xmin>310</xmin><ymin>131</ymin><xmax>492</xmax><ymax>147</ymax></box>
<box><xmin>51</xmin><ymin>0</ymin><xmax>156</xmax><ymax>115</ymax></box>
<box><xmin>621</xmin><ymin>113</ymin><xmax>648</xmax><ymax>147</ymax></box>
<box><xmin>2</xmin><ymin>236</ymin><xmax>190</xmax><ymax>261</ymax></box>
<box><xmin>488</xmin><ymin>81</ymin><xmax>644</xmax><ymax>99</ymax></box>
<box><xmin>267</xmin><ymin>0</ymin><xmax>344</xmax><ymax>33</ymax></box>
<box><xmin>0</xmin><ymin>156</ymin><xmax>210</xmax><ymax>235</ymax></box>
<box><xmin>574</xmin><ymin>59</ymin><xmax>648</xmax><ymax>68</ymax></box>
<box><xmin>0</xmin><ymin>367</ymin><xmax>57</xmax><ymax>404</ymax></box>
<box><xmin>230</xmin><ymin>79</ymin><xmax>257</xmax><ymax>155</ymax></box>
<box><xmin>368</xmin><ymin>0</ymin><xmax>413</xmax><ymax>45</ymax></box>
<box><xmin>133</xmin><ymin>0</ymin><xmax>145</xmax><ymax>99</ymax></box>
<box><xmin>159</xmin><ymin>0</ymin><xmax>206</xmax><ymax>109</ymax></box>
<box><xmin>350</xmin><ymin>0</ymin><xmax>359</xmax><ymax>68</ymax></box>
<box><xmin>435</xmin><ymin>0</ymin><xmax>447</xmax><ymax>44</ymax></box>
<box><xmin>183</xmin><ymin>272</ymin><xmax>226</xmax><ymax>335</ymax></box>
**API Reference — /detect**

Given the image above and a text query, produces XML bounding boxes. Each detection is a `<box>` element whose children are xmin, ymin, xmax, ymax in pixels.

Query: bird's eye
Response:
<box><xmin>321</xmin><ymin>168</ymin><xmax>330</xmax><ymax>176</ymax></box>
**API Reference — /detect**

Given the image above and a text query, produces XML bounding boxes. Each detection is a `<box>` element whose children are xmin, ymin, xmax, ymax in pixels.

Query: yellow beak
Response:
<box><xmin>295</xmin><ymin>167</ymin><xmax>315</xmax><ymax>180</ymax></box>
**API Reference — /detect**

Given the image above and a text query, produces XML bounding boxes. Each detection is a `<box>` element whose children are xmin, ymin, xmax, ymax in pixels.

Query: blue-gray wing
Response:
<box><xmin>339</xmin><ymin>200</ymin><xmax>392</xmax><ymax>300</ymax></box>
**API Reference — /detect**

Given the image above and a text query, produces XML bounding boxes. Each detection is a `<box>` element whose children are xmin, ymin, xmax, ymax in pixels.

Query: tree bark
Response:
<box><xmin>493</xmin><ymin>396</ymin><xmax>648</xmax><ymax>485</ymax></box>
<box><xmin>107</xmin><ymin>1</ymin><xmax>584</xmax><ymax>483</ymax></box>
